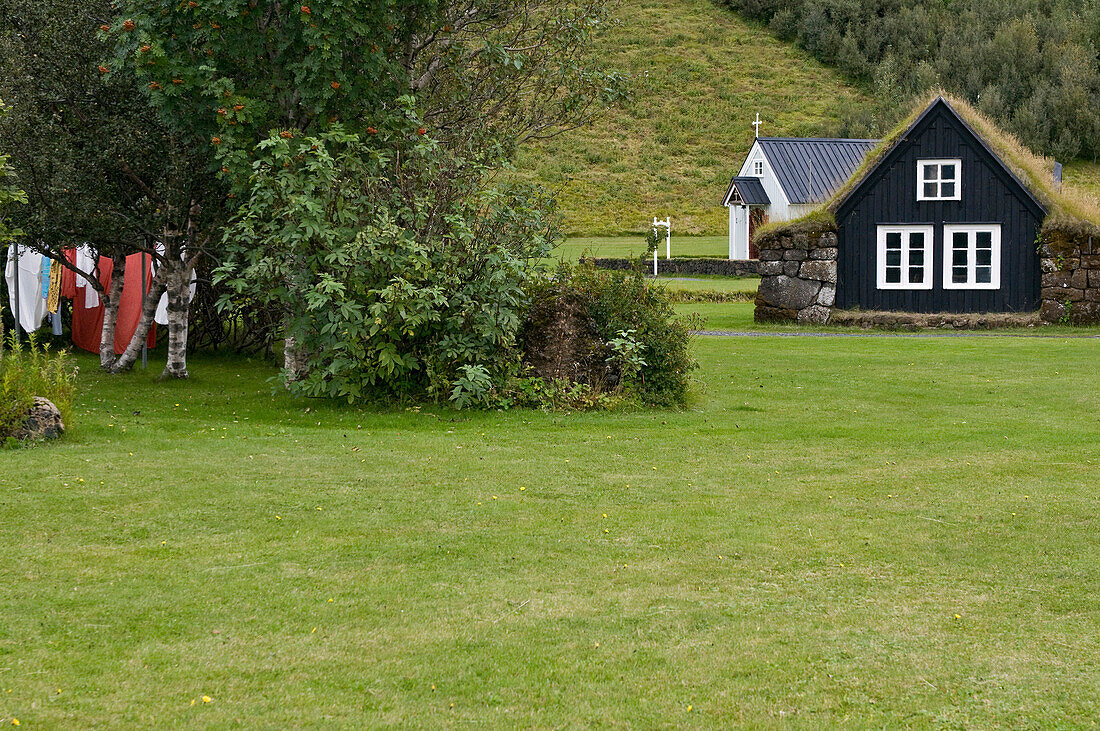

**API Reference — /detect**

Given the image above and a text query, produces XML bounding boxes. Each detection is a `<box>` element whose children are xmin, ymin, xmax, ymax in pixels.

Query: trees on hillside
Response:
<box><xmin>0</xmin><ymin>0</ymin><xmax>224</xmax><ymax>378</ymax></box>
<box><xmin>723</xmin><ymin>0</ymin><xmax>1100</xmax><ymax>161</ymax></box>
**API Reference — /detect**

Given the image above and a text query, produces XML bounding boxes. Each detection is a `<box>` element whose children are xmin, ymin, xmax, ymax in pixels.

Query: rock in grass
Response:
<box><xmin>13</xmin><ymin>397</ymin><xmax>65</xmax><ymax>441</ymax></box>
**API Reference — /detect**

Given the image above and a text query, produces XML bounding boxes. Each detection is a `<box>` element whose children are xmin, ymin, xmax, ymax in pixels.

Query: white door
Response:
<box><xmin>729</xmin><ymin>205</ymin><xmax>750</xmax><ymax>260</ymax></box>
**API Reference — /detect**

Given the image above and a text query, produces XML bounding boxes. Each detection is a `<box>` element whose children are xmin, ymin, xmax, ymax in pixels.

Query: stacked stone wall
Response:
<box><xmin>754</xmin><ymin>231</ymin><xmax>838</xmax><ymax>323</ymax></box>
<box><xmin>585</xmin><ymin>258</ymin><xmax>760</xmax><ymax>277</ymax></box>
<box><xmin>1039</xmin><ymin>232</ymin><xmax>1100</xmax><ymax>324</ymax></box>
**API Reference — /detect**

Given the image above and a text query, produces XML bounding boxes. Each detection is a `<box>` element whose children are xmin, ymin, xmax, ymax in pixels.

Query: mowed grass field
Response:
<box><xmin>512</xmin><ymin>0</ymin><xmax>868</xmax><ymax>236</ymax></box>
<box><xmin>4</xmin><ymin>333</ymin><xmax>1100</xmax><ymax>726</ymax></box>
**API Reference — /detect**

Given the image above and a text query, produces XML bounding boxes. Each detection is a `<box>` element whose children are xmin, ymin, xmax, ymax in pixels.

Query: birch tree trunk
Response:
<box><xmin>159</xmin><ymin>258</ymin><xmax>193</xmax><ymax>380</ymax></box>
<box><xmin>106</xmin><ymin>266</ymin><xmax>167</xmax><ymax>374</ymax></box>
<box><xmin>283</xmin><ymin>333</ymin><xmax>310</xmax><ymax>383</ymax></box>
<box><xmin>99</xmin><ymin>255</ymin><xmax>125</xmax><ymax>369</ymax></box>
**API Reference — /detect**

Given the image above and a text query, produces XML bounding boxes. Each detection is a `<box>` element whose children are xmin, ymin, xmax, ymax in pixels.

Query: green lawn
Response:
<box><xmin>3</xmin><ymin>336</ymin><xmax>1100</xmax><ymax>725</ymax></box>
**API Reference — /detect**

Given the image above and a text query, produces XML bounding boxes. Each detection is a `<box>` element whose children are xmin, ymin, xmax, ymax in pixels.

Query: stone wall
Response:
<box><xmin>585</xmin><ymin>258</ymin><xmax>760</xmax><ymax>277</ymax></box>
<box><xmin>1038</xmin><ymin>231</ymin><xmax>1100</xmax><ymax>324</ymax></box>
<box><xmin>754</xmin><ymin>231</ymin><xmax>838</xmax><ymax>324</ymax></box>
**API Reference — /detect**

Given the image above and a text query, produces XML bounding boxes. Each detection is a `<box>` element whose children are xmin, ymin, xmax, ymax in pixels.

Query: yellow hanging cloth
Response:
<box><xmin>47</xmin><ymin>258</ymin><xmax>62</xmax><ymax>313</ymax></box>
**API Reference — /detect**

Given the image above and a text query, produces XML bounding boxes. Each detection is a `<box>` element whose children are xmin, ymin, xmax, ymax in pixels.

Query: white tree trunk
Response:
<box><xmin>159</xmin><ymin>259</ymin><xmax>193</xmax><ymax>380</ymax></box>
<box><xmin>108</xmin><ymin>266</ymin><xmax>167</xmax><ymax>374</ymax></box>
<box><xmin>99</xmin><ymin>255</ymin><xmax>125</xmax><ymax>369</ymax></box>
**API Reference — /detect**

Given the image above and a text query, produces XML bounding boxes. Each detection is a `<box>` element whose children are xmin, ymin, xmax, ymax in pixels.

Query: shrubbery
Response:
<box><xmin>215</xmin><ymin>120</ymin><xmax>555</xmax><ymax>405</ymax></box>
<box><xmin>0</xmin><ymin>335</ymin><xmax>77</xmax><ymax>441</ymax></box>
<box><xmin>519</xmin><ymin>263</ymin><xmax>699</xmax><ymax>408</ymax></box>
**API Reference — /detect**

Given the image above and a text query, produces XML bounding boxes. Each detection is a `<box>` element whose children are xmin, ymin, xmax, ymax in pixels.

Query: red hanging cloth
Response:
<box><xmin>70</xmin><ymin>253</ymin><xmax>156</xmax><ymax>355</ymax></box>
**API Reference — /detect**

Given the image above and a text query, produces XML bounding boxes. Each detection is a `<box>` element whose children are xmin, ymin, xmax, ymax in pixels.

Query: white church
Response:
<box><xmin>722</xmin><ymin>116</ymin><xmax>878</xmax><ymax>259</ymax></box>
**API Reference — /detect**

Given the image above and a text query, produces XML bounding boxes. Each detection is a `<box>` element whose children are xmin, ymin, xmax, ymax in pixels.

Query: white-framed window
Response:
<box><xmin>943</xmin><ymin>224</ymin><xmax>1000</xmax><ymax>289</ymax></box>
<box><xmin>752</xmin><ymin>159</ymin><xmax>764</xmax><ymax>176</ymax></box>
<box><xmin>877</xmin><ymin>225</ymin><xmax>934</xmax><ymax>290</ymax></box>
<box><xmin>917</xmin><ymin>159</ymin><xmax>961</xmax><ymax>201</ymax></box>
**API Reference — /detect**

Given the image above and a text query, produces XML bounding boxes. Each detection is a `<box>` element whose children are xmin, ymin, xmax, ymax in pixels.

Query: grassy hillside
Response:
<box><xmin>512</xmin><ymin>0</ymin><xmax>868</xmax><ymax>236</ymax></box>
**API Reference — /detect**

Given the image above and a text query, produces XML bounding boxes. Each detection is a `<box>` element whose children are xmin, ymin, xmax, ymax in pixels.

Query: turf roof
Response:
<box><xmin>823</xmin><ymin>92</ymin><xmax>1100</xmax><ymax>234</ymax></box>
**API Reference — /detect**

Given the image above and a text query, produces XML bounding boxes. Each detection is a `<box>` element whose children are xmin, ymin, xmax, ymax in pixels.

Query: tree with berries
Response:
<box><xmin>0</xmin><ymin>0</ymin><xmax>225</xmax><ymax>378</ymax></box>
<box><xmin>105</xmin><ymin>0</ymin><xmax>626</xmax><ymax>402</ymax></box>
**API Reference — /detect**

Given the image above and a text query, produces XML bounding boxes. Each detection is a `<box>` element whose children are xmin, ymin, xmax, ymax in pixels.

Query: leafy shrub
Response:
<box><xmin>521</xmin><ymin>263</ymin><xmax>699</xmax><ymax>407</ymax></box>
<box><xmin>215</xmin><ymin>115</ymin><xmax>556</xmax><ymax>406</ymax></box>
<box><xmin>0</xmin><ymin>334</ymin><xmax>78</xmax><ymax>440</ymax></box>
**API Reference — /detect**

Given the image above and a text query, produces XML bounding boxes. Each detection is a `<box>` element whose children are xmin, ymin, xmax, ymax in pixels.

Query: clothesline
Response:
<box><xmin>4</xmin><ymin>244</ymin><xmax>196</xmax><ymax>354</ymax></box>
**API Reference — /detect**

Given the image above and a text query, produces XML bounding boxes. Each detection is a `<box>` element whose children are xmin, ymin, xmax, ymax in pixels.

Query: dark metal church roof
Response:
<box><xmin>723</xmin><ymin>176</ymin><xmax>771</xmax><ymax>206</ymax></box>
<box><xmin>756</xmin><ymin>138</ymin><xmax>879</xmax><ymax>204</ymax></box>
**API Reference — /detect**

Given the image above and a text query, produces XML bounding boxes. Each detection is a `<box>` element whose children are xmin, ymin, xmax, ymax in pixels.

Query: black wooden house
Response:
<box><xmin>833</xmin><ymin>97</ymin><xmax>1048</xmax><ymax>313</ymax></box>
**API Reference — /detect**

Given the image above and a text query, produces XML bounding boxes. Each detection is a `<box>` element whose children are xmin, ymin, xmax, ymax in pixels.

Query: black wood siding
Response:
<box><xmin>835</xmin><ymin>102</ymin><xmax>1046</xmax><ymax>313</ymax></box>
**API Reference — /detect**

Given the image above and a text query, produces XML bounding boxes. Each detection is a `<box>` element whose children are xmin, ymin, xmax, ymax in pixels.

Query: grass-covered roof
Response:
<box><xmin>822</xmin><ymin>92</ymin><xmax>1100</xmax><ymax>236</ymax></box>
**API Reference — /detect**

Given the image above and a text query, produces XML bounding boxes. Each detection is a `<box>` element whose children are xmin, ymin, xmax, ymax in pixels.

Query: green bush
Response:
<box><xmin>0</xmin><ymin>334</ymin><xmax>78</xmax><ymax>440</ymax></box>
<box><xmin>215</xmin><ymin>120</ymin><xmax>556</xmax><ymax>406</ymax></box>
<box><xmin>521</xmin><ymin>263</ymin><xmax>699</xmax><ymax>407</ymax></box>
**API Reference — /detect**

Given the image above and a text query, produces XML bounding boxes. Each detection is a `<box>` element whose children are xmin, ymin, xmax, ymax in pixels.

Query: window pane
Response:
<box><xmin>886</xmin><ymin>250</ymin><xmax>901</xmax><ymax>267</ymax></box>
<box><xmin>886</xmin><ymin>267</ymin><xmax>901</xmax><ymax>284</ymax></box>
<box><xmin>953</xmin><ymin>231</ymin><xmax>968</xmax><ymax>248</ymax></box>
<box><xmin>953</xmin><ymin>248</ymin><xmax>967</xmax><ymax>267</ymax></box>
<box><xmin>976</xmin><ymin>248</ymin><xmax>991</xmax><ymax>266</ymax></box>
<box><xmin>941</xmin><ymin>182</ymin><xmax>955</xmax><ymax>198</ymax></box>
<box><xmin>909</xmin><ymin>249</ymin><xmax>924</xmax><ymax>266</ymax></box>
<box><xmin>976</xmin><ymin>267</ymin><xmax>991</xmax><ymax>284</ymax></box>
<box><xmin>923</xmin><ymin>164</ymin><xmax>938</xmax><ymax>180</ymax></box>
<box><xmin>924</xmin><ymin>182</ymin><xmax>938</xmax><ymax>198</ymax></box>
<box><xmin>910</xmin><ymin>232</ymin><xmax>924</xmax><ymax>249</ymax></box>
<box><xmin>940</xmin><ymin>164</ymin><xmax>955</xmax><ymax>180</ymax></box>
<box><xmin>976</xmin><ymin>231</ymin><xmax>991</xmax><ymax>248</ymax></box>
<box><xmin>909</xmin><ymin>268</ymin><xmax>924</xmax><ymax>284</ymax></box>
<box><xmin>886</xmin><ymin>232</ymin><xmax>901</xmax><ymax>249</ymax></box>
<box><xmin>953</xmin><ymin>266</ymin><xmax>968</xmax><ymax>283</ymax></box>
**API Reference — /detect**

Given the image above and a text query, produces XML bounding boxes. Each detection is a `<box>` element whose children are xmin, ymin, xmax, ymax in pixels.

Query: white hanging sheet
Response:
<box><xmin>74</xmin><ymin>244</ymin><xmax>100</xmax><ymax>308</ymax></box>
<box><xmin>4</xmin><ymin>243</ymin><xmax>48</xmax><ymax>333</ymax></box>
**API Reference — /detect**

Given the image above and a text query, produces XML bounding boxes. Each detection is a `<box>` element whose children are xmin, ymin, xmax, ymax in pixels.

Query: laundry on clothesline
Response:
<box><xmin>4</xmin><ymin>243</ymin><xmax>48</xmax><ymax>333</ymax></box>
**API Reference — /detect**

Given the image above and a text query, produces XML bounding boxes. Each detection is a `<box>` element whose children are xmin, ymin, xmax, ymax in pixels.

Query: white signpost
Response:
<box><xmin>651</xmin><ymin>217</ymin><xmax>670</xmax><ymax>277</ymax></box>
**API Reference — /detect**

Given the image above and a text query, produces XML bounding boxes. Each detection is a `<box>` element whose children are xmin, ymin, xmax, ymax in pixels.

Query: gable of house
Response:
<box><xmin>834</xmin><ymin>97</ymin><xmax>1047</xmax><ymax>314</ymax></box>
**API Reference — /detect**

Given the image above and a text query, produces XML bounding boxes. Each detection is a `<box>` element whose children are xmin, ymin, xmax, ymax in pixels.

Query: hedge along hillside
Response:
<box><xmin>509</xmin><ymin>0</ymin><xmax>869</xmax><ymax>237</ymax></box>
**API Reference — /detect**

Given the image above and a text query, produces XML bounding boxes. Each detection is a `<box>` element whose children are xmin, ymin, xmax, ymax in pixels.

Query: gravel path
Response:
<box><xmin>694</xmin><ymin>330</ymin><xmax>1100</xmax><ymax>339</ymax></box>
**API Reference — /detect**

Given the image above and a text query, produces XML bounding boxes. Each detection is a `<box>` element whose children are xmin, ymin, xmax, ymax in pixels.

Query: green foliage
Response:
<box><xmin>449</xmin><ymin>365</ymin><xmax>494</xmax><ymax>410</ymax></box>
<box><xmin>215</xmin><ymin>119</ymin><xmax>556</xmax><ymax>405</ymax></box>
<box><xmin>114</xmin><ymin>0</ymin><xmax>625</xmax><ymax>392</ymax></box>
<box><xmin>605</xmin><ymin>329</ymin><xmax>648</xmax><ymax>383</ymax></box>
<box><xmin>0</xmin><ymin>0</ymin><xmax>224</xmax><ymax>261</ymax></box>
<box><xmin>0</xmin><ymin>101</ymin><xmax>26</xmax><ymax>247</ymax></box>
<box><xmin>720</xmin><ymin>0</ymin><xmax>1100</xmax><ymax>162</ymax></box>
<box><xmin>108</xmin><ymin>0</ymin><xmax>627</xmax><ymax>185</ymax></box>
<box><xmin>508</xmin><ymin>376</ymin><xmax>614</xmax><ymax>411</ymax></box>
<box><xmin>0</xmin><ymin>334</ymin><xmax>78</xmax><ymax>440</ymax></box>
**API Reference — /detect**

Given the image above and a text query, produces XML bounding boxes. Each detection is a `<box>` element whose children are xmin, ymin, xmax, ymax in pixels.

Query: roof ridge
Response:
<box><xmin>757</xmin><ymin>137</ymin><xmax>881</xmax><ymax>143</ymax></box>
